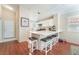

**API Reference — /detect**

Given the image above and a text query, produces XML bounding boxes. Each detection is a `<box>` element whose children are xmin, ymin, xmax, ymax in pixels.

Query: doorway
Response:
<box><xmin>2</xmin><ymin>6</ymin><xmax>16</xmax><ymax>41</ymax></box>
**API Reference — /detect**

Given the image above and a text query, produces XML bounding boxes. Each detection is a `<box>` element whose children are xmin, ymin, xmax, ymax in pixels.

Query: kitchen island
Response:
<box><xmin>31</xmin><ymin>31</ymin><xmax>58</xmax><ymax>39</ymax></box>
<box><xmin>30</xmin><ymin>31</ymin><xmax>59</xmax><ymax>54</ymax></box>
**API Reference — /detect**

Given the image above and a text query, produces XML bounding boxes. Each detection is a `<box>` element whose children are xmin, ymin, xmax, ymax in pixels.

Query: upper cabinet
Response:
<box><xmin>37</xmin><ymin>16</ymin><xmax>54</xmax><ymax>26</ymax></box>
<box><xmin>37</xmin><ymin>18</ymin><xmax>54</xmax><ymax>27</ymax></box>
<box><xmin>35</xmin><ymin>15</ymin><xmax>58</xmax><ymax>31</ymax></box>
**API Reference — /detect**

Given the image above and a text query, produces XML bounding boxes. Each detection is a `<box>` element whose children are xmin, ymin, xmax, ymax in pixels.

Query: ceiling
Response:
<box><xmin>21</xmin><ymin>4</ymin><xmax>79</xmax><ymax>20</ymax></box>
<box><xmin>6</xmin><ymin>4</ymin><xmax>79</xmax><ymax>21</ymax></box>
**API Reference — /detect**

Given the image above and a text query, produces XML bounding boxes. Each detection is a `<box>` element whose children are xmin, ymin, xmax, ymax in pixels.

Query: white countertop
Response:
<box><xmin>31</xmin><ymin>31</ymin><xmax>57</xmax><ymax>35</ymax></box>
<box><xmin>30</xmin><ymin>31</ymin><xmax>60</xmax><ymax>39</ymax></box>
<box><xmin>30</xmin><ymin>30</ymin><xmax>63</xmax><ymax>39</ymax></box>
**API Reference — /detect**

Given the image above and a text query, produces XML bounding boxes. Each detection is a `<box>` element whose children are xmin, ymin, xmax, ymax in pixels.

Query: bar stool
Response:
<box><xmin>39</xmin><ymin>37</ymin><xmax>52</xmax><ymax>55</ymax></box>
<box><xmin>51</xmin><ymin>33</ymin><xmax>58</xmax><ymax>46</ymax></box>
<box><xmin>28</xmin><ymin>37</ymin><xmax>38</xmax><ymax>55</ymax></box>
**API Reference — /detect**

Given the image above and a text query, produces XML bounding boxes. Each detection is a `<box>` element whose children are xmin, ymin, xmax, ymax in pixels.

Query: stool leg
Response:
<box><xmin>36</xmin><ymin>41</ymin><xmax>38</xmax><ymax>50</ymax></box>
<box><xmin>28</xmin><ymin>42</ymin><xmax>32</xmax><ymax>55</ymax></box>
<box><xmin>45</xmin><ymin>43</ymin><xmax>47</xmax><ymax>55</ymax></box>
<box><xmin>50</xmin><ymin>42</ymin><xmax>52</xmax><ymax>50</ymax></box>
<box><xmin>29</xmin><ymin>48</ymin><xmax>32</xmax><ymax>55</ymax></box>
<box><xmin>31</xmin><ymin>43</ymin><xmax>33</xmax><ymax>53</ymax></box>
<box><xmin>45</xmin><ymin>51</ymin><xmax>48</xmax><ymax>55</ymax></box>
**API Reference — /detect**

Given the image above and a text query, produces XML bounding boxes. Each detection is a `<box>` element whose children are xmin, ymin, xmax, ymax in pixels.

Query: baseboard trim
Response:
<box><xmin>18</xmin><ymin>39</ymin><xmax>28</xmax><ymax>43</ymax></box>
<box><xmin>59</xmin><ymin>38</ymin><xmax>79</xmax><ymax>46</ymax></box>
<box><xmin>0</xmin><ymin>38</ymin><xmax>16</xmax><ymax>43</ymax></box>
<box><xmin>68</xmin><ymin>42</ymin><xmax>79</xmax><ymax>46</ymax></box>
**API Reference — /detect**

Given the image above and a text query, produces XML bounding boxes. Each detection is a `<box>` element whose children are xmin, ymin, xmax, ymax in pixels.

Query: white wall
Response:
<box><xmin>19</xmin><ymin>5</ymin><xmax>41</xmax><ymax>42</ymax></box>
<box><xmin>19</xmin><ymin>5</ymin><xmax>30</xmax><ymax>42</ymax></box>
<box><xmin>60</xmin><ymin>10</ymin><xmax>79</xmax><ymax>44</ymax></box>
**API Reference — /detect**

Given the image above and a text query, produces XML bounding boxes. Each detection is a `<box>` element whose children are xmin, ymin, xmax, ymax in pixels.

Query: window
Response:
<box><xmin>67</xmin><ymin>16</ymin><xmax>79</xmax><ymax>32</ymax></box>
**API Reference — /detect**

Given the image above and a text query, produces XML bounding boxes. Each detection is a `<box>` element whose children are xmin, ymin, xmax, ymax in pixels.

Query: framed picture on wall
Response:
<box><xmin>21</xmin><ymin>17</ymin><xmax>29</xmax><ymax>27</ymax></box>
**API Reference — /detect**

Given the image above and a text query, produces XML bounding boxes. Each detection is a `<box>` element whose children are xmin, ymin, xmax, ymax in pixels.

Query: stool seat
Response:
<box><xmin>41</xmin><ymin>38</ymin><xmax>51</xmax><ymax>42</ymax></box>
<box><xmin>29</xmin><ymin>37</ymin><xmax>38</xmax><ymax>41</ymax></box>
<box><xmin>40</xmin><ymin>36</ymin><xmax>52</xmax><ymax>42</ymax></box>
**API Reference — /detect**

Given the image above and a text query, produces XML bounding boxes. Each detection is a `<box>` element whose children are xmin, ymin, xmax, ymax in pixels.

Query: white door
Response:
<box><xmin>2</xmin><ymin>6</ymin><xmax>16</xmax><ymax>39</ymax></box>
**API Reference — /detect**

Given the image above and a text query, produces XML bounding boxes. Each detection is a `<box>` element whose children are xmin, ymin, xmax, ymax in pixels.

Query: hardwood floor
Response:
<box><xmin>33</xmin><ymin>41</ymin><xmax>71</xmax><ymax>55</ymax></box>
<box><xmin>0</xmin><ymin>40</ymin><xmax>74</xmax><ymax>55</ymax></box>
<box><xmin>0</xmin><ymin>41</ymin><xmax>29</xmax><ymax>55</ymax></box>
